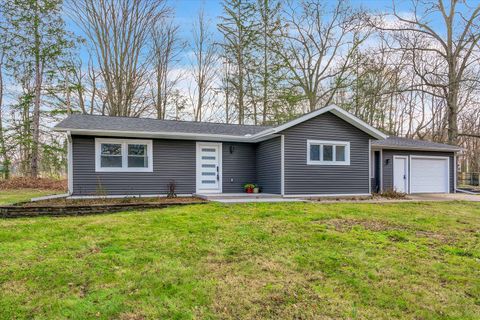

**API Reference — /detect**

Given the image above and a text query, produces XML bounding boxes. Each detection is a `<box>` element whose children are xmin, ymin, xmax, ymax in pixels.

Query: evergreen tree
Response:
<box><xmin>218</xmin><ymin>0</ymin><xmax>256</xmax><ymax>124</ymax></box>
<box><xmin>2</xmin><ymin>0</ymin><xmax>74</xmax><ymax>177</ymax></box>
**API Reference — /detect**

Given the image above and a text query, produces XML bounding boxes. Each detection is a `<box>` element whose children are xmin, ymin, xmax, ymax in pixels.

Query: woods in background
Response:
<box><xmin>0</xmin><ymin>0</ymin><xmax>479</xmax><ymax>178</ymax></box>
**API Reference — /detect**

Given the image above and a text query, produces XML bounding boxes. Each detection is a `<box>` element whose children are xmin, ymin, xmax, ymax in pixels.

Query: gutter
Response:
<box><xmin>371</xmin><ymin>145</ymin><xmax>462</xmax><ymax>153</ymax></box>
<box><xmin>54</xmin><ymin>127</ymin><xmax>280</xmax><ymax>143</ymax></box>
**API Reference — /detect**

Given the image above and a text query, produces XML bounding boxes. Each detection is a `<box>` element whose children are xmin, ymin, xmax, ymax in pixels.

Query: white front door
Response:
<box><xmin>196</xmin><ymin>142</ymin><xmax>222</xmax><ymax>193</ymax></box>
<box><xmin>393</xmin><ymin>156</ymin><xmax>409</xmax><ymax>193</ymax></box>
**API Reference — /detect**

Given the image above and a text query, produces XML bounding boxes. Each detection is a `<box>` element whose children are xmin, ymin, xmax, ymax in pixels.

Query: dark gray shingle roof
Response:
<box><xmin>55</xmin><ymin>114</ymin><xmax>461</xmax><ymax>152</ymax></box>
<box><xmin>55</xmin><ymin>114</ymin><xmax>272</xmax><ymax>136</ymax></box>
<box><xmin>372</xmin><ymin>137</ymin><xmax>461</xmax><ymax>152</ymax></box>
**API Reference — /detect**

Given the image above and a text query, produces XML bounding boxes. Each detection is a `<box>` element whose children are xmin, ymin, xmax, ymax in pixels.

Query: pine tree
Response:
<box><xmin>253</xmin><ymin>0</ymin><xmax>286</xmax><ymax>124</ymax></box>
<box><xmin>218</xmin><ymin>0</ymin><xmax>256</xmax><ymax>124</ymax></box>
<box><xmin>2</xmin><ymin>0</ymin><xmax>73</xmax><ymax>177</ymax></box>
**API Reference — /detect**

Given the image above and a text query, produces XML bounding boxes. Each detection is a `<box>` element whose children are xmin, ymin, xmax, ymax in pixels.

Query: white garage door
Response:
<box><xmin>410</xmin><ymin>157</ymin><xmax>449</xmax><ymax>193</ymax></box>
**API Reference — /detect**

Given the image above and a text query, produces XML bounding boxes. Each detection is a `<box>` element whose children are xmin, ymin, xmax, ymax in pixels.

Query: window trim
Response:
<box><xmin>95</xmin><ymin>138</ymin><xmax>153</xmax><ymax>172</ymax></box>
<box><xmin>307</xmin><ymin>139</ymin><xmax>350</xmax><ymax>165</ymax></box>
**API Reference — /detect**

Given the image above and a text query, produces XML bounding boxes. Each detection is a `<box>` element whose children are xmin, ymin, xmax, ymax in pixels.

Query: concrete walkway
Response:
<box><xmin>195</xmin><ymin>192</ymin><xmax>480</xmax><ymax>204</ymax></box>
<box><xmin>194</xmin><ymin>193</ymin><xmax>306</xmax><ymax>203</ymax></box>
<box><xmin>408</xmin><ymin>193</ymin><xmax>480</xmax><ymax>202</ymax></box>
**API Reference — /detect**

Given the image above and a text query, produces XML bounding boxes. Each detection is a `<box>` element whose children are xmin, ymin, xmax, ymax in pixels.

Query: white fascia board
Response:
<box><xmin>372</xmin><ymin>145</ymin><xmax>461</xmax><ymax>153</ymax></box>
<box><xmin>252</xmin><ymin>105</ymin><xmax>388</xmax><ymax>140</ymax></box>
<box><xmin>55</xmin><ymin>127</ymin><xmax>258</xmax><ymax>143</ymax></box>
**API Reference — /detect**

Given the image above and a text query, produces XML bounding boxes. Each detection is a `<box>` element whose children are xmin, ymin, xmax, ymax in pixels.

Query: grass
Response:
<box><xmin>0</xmin><ymin>200</ymin><xmax>479</xmax><ymax>319</ymax></box>
<box><xmin>0</xmin><ymin>189</ymin><xmax>60</xmax><ymax>205</ymax></box>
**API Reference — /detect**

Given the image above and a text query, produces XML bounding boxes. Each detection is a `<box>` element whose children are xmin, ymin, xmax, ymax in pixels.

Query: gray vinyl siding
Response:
<box><xmin>281</xmin><ymin>112</ymin><xmax>372</xmax><ymax>195</ymax></box>
<box><xmin>72</xmin><ymin>135</ymin><xmax>196</xmax><ymax>196</ymax></box>
<box><xmin>256</xmin><ymin>137</ymin><xmax>281</xmax><ymax>194</ymax></box>
<box><xmin>382</xmin><ymin>149</ymin><xmax>455</xmax><ymax>193</ymax></box>
<box><xmin>222</xmin><ymin>142</ymin><xmax>257</xmax><ymax>193</ymax></box>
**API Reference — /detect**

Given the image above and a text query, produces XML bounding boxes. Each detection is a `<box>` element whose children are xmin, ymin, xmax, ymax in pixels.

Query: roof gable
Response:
<box><xmin>256</xmin><ymin>105</ymin><xmax>387</xmax><ymax>140</ymax></box>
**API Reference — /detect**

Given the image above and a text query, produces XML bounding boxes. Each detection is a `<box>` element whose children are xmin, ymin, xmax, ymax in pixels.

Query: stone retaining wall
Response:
<box><xmin>0</xmin><ymin>202</ymin><xmax>206</xmax><ymax>218</ymax></box>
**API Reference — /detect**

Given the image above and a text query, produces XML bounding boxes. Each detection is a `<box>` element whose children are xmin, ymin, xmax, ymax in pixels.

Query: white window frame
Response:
<box><xmin>95</xmin><ymin>138</ymin><xmax>153</xmax><ymax>172</ymax></box>
<box><xmin>307</xmin><ymin>139</ymin><xmax>350</xmax><ymax>165</ymax></box>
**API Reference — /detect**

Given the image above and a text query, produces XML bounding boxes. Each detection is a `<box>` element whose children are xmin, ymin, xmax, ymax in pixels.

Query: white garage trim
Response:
<box><xmin>409</xmin><ymin>155</ymin><xmax>450</xmax><ymax>194</ymax></box>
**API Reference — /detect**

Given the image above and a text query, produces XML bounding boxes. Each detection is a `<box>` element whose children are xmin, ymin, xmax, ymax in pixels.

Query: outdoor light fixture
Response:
<box><xmin>385</xmin><ymin>159</ymin><xmax>390</xmax><ymax>165</ymax></box>
<box><xmin>230</xmin><ymin>145</ymin><xmax>235</xmax><ymax>154</ymax></box>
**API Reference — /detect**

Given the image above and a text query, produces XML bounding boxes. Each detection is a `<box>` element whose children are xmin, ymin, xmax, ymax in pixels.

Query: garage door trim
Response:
<box><xmin>409</xmin><ymin>155</ymin><xmax>450</xmax><ymax>194</ymax></box>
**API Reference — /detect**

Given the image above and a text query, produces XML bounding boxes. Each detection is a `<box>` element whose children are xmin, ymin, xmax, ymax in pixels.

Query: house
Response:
<box><xmin>54</xmin><ymin>105</ymin><xmax>462</xmax><ymax>198</ymax></box>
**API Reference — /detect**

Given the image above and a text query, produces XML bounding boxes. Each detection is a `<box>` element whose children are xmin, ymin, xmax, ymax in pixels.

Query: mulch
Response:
<box><xmin>1</xmin><ymin>196</ymin><xmax>207</xmax><ymax>218</ymax></box>
<box><xmin>0</xmin><ymin>177</ymin><xmax>67</xmax><ymax>191</ymax></box>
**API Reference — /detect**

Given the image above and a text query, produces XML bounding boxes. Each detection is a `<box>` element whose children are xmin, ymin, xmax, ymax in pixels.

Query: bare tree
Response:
<box><xmin>189</xmin><ymin>9</ymin><xmax>219</xmax><ymax>122</ymax></box>
<box><xmin>218</xmin><ymin>0</ymin><xmax>257</xmax><ymax>124</ymax></box>
<box><xmin>151</xmin><ymin>17</ymin><xmax>184</xmax><ymax>120</ymax></box>
<box><xmin>69</xmin><ymin>0</ymin><xmax>168</xmax><ymax>117</ymax></box>
<box><xmin>374</xmin><ymin>0</ymin><xmax>480</xmax><ymax>144</ymax></box>
<box><xmin>277</xmin><ymin>0</ymin><xmax>369</xmax><ymax>112</ymax></box>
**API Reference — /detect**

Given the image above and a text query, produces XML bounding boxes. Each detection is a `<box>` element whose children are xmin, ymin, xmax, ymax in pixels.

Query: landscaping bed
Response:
<box><xmin>0</xmin><ymin>196</ymin><xmax>206</xmax><ymax>218</ymax></box>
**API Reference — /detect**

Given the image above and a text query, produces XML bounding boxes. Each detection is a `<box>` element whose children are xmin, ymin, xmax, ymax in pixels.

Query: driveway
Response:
<box><xmin>408</xmin><ymin>193</ymin><xmax>480</xmax><ymax>202</ymax></box>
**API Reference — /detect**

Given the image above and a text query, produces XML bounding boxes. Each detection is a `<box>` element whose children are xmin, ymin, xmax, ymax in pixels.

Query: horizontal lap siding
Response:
<box><xmin>282</xmin><ymin>112</ymin><xmax>371</xmax><ymax>195</ymax></box>
<box><xmin>256</xmin><ymin>137</ymin><xmax>281</xmax><ymax>194</ymax></box>
<box><xmin>72</xmin><ymin>136</ymin><xmax>196</xmax><ymax>196</ymax></box>
<box><xmin>222</xmin><ymin>142</ymin><xmax>257</xmax><ymax>193</ymax></box>
<box><xmin>382</xmin><ymin>149</ymin><xmax>455</xmax><ymax>193</ymax></box>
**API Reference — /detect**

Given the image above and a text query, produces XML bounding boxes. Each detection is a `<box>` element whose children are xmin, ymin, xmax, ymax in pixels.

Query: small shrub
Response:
<box><xmin>95</xmin><ymin>177</ymin><xmax>108</xmax><ymax>197</ymax></box>
<box><xmin>167</xmin><ymin>180</ymin><xmax>177</xmax><ymax>198</ymax></box>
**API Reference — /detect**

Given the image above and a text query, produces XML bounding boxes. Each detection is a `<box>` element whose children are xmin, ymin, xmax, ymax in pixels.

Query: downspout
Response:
<box><xmin>368</xmin><ymin>139</ymin><xmax>372</xmax><ymax>195</ymax></box>
<box><xmin>67</xmin><ymin>131</ymin><xmax>73</xmax><ymax>196</ymax></box>
<box><xmin>454</xmin><ymin>153</ymin><xmax>457</xmax><ymax>193</ymax></box>
<box><xmin>281</xmin><ymin>135</ymin><xmax>285</xmax><ymax>196</ymax></box>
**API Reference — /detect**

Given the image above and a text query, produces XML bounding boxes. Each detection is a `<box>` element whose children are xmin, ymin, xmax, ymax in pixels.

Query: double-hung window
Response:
<box><xmin>307</xmin><ymin>140</ymin><xmax>350</xmax><ymax>165</ymax></box>
<box><xmin>95</xmin><ymin>138</ymin><xmax>153</xmax><ymax>172</ymax></box>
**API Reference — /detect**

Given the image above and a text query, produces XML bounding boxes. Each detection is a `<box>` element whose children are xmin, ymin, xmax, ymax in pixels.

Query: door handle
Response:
<box><xmin>403</xmin><ymin>174</ymin><xmax>406</xmax><ymax>180</ymax></box>
<box><xmin>216</xmin><ymin>166</ymin><xmax>219</xmax><ymax>181</ymax></box>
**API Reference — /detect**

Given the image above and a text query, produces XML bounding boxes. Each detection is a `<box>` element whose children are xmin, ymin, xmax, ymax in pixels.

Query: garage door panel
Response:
<box><xmin>411</xmin><ymin>157</ymin><xmax>448</xmax><ymax>193</ymax></box>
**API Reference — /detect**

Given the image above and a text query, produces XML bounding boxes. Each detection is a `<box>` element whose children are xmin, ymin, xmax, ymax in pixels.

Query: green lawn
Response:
<box><xmin>0</xmin><ymin>189</ymin><xmax>59</xmax><ymax>205</ymax></box>
<box><xmin>0</xmin><ymin>201</ymin><xmax>479</xmax><ymax>319</ymax></box>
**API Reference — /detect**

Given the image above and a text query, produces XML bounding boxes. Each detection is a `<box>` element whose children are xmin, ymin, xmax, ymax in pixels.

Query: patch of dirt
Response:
<box><xmin>1</xmin><ymin>280</ymin><xmax>28</xmax><ymax>295</ymax></box>
<box><xmin>118</xmin><ymin>312</ymin><xmax>145</xmax><ymax>320</ymax></box>
<box><xmin>415</xmin><ymin>231</ymin><xmax>455</xmax><ymax>244</ymax></box>
<box><xmin>324</xmin><ymin>218</ymin><xmax>456</xmax><ymax>244</ymax></box>
<box><xmin>0</xmin><ymin>177</ymin><xmax>67</xmax><ymax>191</ymax></box>
<box><xmin>374</xmin><ymin>189</ymin><xmax>407</xmax><ymax>199</ymax></box>
<box><xmin>204</xmin><ymin>255</ymin><xmax>326</xmax><ymax>319</ymax></box>
<box><xmin>21</xmin><ymin>196</ymin><xmax>205</xmax><ymax>207</ymax></box>
<box><xmin>308</xmin><ymin>196</ymin><xmax>373</xmax><ymax>202</ymax></box>
<box><xmin>324</xmin><ymin>218</ymin><xmax>407</xmax><ymax>232</ymax></box>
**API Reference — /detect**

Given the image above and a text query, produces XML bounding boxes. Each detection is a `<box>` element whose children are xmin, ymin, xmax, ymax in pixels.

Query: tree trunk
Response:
<box><xmin>31</xmin><ymin>2</ymin><xmax>42</xmax><ymax>178</ymax></box>
<box><xmin>0</xmin><ymin>52</ymin><xmax>10</xmax><ymax>179</ymax></box>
